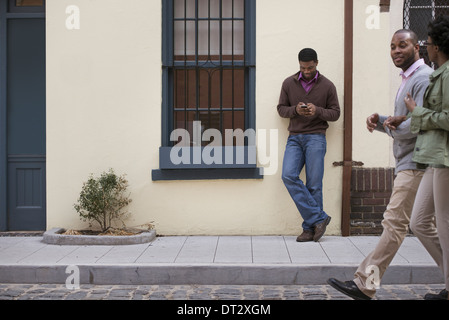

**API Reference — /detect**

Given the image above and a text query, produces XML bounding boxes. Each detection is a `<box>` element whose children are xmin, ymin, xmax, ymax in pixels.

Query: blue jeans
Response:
<box><xmin>282</xmin><ymin>134</ymin><xmax>329</xmax><ymax>231</ymax></box>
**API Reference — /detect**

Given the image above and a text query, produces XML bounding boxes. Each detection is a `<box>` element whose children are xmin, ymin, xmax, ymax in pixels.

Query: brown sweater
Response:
<box><xmin>277</xmin><ymin>72</ymin><xmax>341</xmax><ymax>135</ymax></box>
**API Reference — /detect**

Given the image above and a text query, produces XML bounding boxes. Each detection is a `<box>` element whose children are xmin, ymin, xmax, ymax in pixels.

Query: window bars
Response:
<box><xmin>404</xmin><ymin>0</ymin><xmax>449</xmax><ymax>65</ymax></box>
<box><xmin>170</xmin><ymin>0</ymin><xmax>248</xmax><ymax>147</ymax></box>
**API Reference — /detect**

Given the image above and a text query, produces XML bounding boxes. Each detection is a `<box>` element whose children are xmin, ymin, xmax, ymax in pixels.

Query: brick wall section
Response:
<box><xmin>350</xmin><ymin>168</ymin><xmax>395</xmax><ymax>235</ymax></box>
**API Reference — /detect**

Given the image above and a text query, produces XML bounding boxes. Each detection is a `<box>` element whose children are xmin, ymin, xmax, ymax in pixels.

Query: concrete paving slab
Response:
<box><xmin>135</xmin><ymin>236</ymin><xmax>186</xmax><ymax>263</ymax></box>
<box><xmin>347</xmin><ymin>235</ymin><xmax>409</xmax><ymax>265</ymax></box>
<box><xmin>0</xmin><ymin>237</ymin><xmax>27</xmax><ymax>251</ymax></box>
<box><xmin>0</xmin><ymin>238</ymin><xmax>47</xmax><ymax>264</ymax></box>
<box><xmin>57</xmin><ymin>245</ymin><xmax>114</xmax><ymax>264</ymax></box>
<box><xmin>346</xmin><ymin>236</ymin><xmax>378</xmax><ymax>256</ymax></box>
<box><xmin>96</xmin><ymin>243</ymin><xmax>151</xmax><ymax>264</ymax></box>
<box><xmin>175</xmin><ymin>236</ymin><xmax>218</xmax><ymax>263</ymax></box>
<box><xmin>319</xmin><ymin>237</ymin><xmax>365</xmax><ymax>264</ymax></box>
<box><xmin>18</xmin><ymin>245</ymin><xmax>78</xmax><ymax>265</ymax></box>
<box><xmin>398</xmin><ymin>237</ymin><xmax>435</xmax><ymax>264</ymax></box>
<box><xmin>214</xmin><ymin>236</ymin><xmax>252</xmax><ymax>263</ymax></box>
<box><xmin>252</xmin><ymin>236</ymin><xmax>290</xmax><ymax>263</ymax></box>
<box><xmin>284</xmin><ymin>236</ymin><xmax>330</xmax><ymax>264</ymax></box>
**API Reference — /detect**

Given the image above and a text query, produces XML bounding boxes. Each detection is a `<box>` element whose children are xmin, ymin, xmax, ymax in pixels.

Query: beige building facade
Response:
<box><xmin>1</xmin><ymin>0</ymin><xmax>429</xmax><ymax>235</ymax></box>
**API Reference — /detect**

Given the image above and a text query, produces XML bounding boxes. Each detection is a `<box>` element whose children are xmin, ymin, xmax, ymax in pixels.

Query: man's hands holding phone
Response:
<box><xmin>296</xmin><ymin>102</ymin><xmax>316</xmax><ymax>117</ymax></box>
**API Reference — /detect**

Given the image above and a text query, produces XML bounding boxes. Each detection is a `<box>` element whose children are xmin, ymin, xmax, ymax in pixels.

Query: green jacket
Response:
<box><xmin>410</xmin><ymin>60</ymin><xmax>449</xmax><ymax>167</ymax></box>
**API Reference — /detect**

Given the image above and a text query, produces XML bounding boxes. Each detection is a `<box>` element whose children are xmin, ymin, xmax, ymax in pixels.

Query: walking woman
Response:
<box><xmin>405</xmin><ymin>15</ymin><xmax>449</xmax><ymax>300</ymax></box>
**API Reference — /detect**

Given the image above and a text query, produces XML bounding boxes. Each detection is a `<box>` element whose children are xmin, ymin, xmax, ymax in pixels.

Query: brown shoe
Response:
<box><xmin>313</xmin><ymin>216</ymin><xmax>331</xmax><ymax>242</ymax></box>
<box><xmin>296</xmin><ymin>229</ymin><xmax>314</xmax><ymax>242</ymax></box>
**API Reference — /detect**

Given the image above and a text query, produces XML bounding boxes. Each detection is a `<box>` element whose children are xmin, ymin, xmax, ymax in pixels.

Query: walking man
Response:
<box><xmin>327</xmin><ymin>30</ymin><xmax>433</xmax><ymax>300</ymax></box>
<box><xmin>277</xmin><ymin>48</ymin><xmax>340</xmax><ymax>242</ymax></box>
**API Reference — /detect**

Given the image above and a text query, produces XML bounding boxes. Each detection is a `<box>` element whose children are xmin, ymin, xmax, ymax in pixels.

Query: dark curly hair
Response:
<box><xmin>428</xmin><ymin>15</ymin><xmax>449</xmax><ymax>57</ymax></box>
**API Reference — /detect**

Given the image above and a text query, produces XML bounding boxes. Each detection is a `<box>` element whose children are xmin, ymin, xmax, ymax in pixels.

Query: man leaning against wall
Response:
<box><xmin>277</xmin><ymin>48</ymin><xmax>341</xmax><ymax>243</ymax></box>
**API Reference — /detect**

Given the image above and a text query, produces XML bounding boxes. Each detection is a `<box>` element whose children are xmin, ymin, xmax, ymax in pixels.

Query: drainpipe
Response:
<box><xmin>340</xmin><ymin>0</ymin><xmax>389</xmax><ymax>236</ymax></box>
<box><xmin>341</xmin><ymin>0</ymin><xmax>354</xmax><ymax>237</ymax></box>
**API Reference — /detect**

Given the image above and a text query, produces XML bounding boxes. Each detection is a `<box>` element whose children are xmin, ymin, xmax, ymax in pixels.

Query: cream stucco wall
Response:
<box><xmin>352</xmin><ymin>0</ymin><xmax>404</xmax><ymax>169</ymax></box>
<box><xmin>46</xmin><ymin>0</ymin><xmax>163</xmax><ymax>231</ymax></box>
<box><xmin>46</xmin><ymin>0</ymin><xmax>400</xmax><ymax>236</ymax></box>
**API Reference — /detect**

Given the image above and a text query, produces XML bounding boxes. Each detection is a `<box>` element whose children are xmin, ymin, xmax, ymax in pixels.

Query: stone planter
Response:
<box><xmin>43</xmin><ymin>228</ymin><xmax>156</xmax><ymax>246</ymax></box>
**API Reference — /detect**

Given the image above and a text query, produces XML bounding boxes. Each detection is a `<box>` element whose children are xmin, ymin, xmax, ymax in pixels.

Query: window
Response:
<box><xmin>404</xmin><ymin>0</ymin><xmax>449</xmax><ymax>65</ymax></box>
<box><xmin>173</xmin><ymin>0</ymin><xmax>246</xmax><ymax>145</ymax></box>
<box><xmin>154</xmin><ymin>0</ymin><xmax>259</xmax><ymax>180</ymax></box>
<box><xmin>163</xmin><ymin>0</ymin><xmax>255</xmax><ymax>147</ymax></box>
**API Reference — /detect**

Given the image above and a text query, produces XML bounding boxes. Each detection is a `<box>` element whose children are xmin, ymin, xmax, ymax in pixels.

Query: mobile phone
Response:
<box><xmin>300</xmin><ymin>104</ymin><xmax>308</xmax><ymax>108</ymax></box>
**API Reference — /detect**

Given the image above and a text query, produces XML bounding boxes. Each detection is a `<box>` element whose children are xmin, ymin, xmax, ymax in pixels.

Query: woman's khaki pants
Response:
<box><xmin>410</xmin><ymin>167</ymin><xmax>449</xmax><ymax>292</ymax></box>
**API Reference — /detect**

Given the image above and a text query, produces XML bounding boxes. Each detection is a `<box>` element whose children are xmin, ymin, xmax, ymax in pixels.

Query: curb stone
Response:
<box><xmin>42</xmin><ymin>228</ymin><xmax>157</xmax><ymax>246</ymax></box>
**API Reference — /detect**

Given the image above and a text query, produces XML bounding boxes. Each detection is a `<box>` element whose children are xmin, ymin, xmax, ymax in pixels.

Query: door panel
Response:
<box><xmin>7</xmin><ymin>18</ymin><xmax>46</xmax><ymax>155</ymax></box>
<box><xmin>8</xmin><ymin>156</ymin><xmax>45</xmax><ymax>230</ymax></box>
<box><xmin>6</xmin><ymin>17</ymin><xmax>46</xmax><ymax>231</ymax></box>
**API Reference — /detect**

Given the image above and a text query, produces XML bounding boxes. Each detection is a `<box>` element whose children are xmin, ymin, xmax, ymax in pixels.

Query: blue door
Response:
<box><xmin>0</xmin><ymin>0</ymin><xmax>46</xmax><ymax>231</ymax></box>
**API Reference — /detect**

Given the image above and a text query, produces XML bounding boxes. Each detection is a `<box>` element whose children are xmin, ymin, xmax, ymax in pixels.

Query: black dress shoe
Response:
<box><xmin>424</xmin><ymin>289</ymin><xmax>448</xmax><ymax>300</ymax></box>
<box><xmin>327</xmin><ymin>278</ymin><xmax>372</xmax><ymax>300</ymax></box>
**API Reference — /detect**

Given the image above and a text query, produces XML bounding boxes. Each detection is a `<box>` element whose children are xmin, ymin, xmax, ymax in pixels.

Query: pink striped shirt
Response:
<box><xmin>396</xmin><ymin>59</ymin><xmax>425</xmax><ymax>101</ymax></box>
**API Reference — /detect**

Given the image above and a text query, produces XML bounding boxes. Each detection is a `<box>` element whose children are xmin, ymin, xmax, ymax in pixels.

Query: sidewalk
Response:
<box><xmin>0</xmin><ymin>235</ymin><xmax>444</xmax><ymax>286</ymax></box>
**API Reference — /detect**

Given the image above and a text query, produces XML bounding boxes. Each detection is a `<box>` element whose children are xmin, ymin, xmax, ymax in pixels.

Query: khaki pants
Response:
<box><xmin>353</xmin><ymin>170</ymin><xmax>423</xmax><ymax>298</ymax></box>
<box><xmin>410</xmin><ymin>167</ymin><xmax>449</xmax><ymax>292</ymax></box>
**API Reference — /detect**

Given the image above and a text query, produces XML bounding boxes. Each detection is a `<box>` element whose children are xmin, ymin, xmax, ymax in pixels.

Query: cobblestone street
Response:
<box><xmin>0</xmin><ymin>283</ymin><xmax>444</xmax><ymax>300</ymax></box>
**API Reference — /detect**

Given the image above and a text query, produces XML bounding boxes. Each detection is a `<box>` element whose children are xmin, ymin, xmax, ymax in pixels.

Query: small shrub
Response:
<box><xmin>74</xmin><ymin>169</ymin><xmax>132</xmax><ymax>232</ymax></box>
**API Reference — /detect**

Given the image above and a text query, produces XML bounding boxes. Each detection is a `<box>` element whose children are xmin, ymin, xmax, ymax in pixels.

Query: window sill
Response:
<box><xmin>153</xmin><ymin>146</ymin><xmax>264</xmax><ymax>181</ymax></box>
<box><xmin>152</xmin><ymin>168</ymin><xmax>263</xmax><ymax>181</ymax></box>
